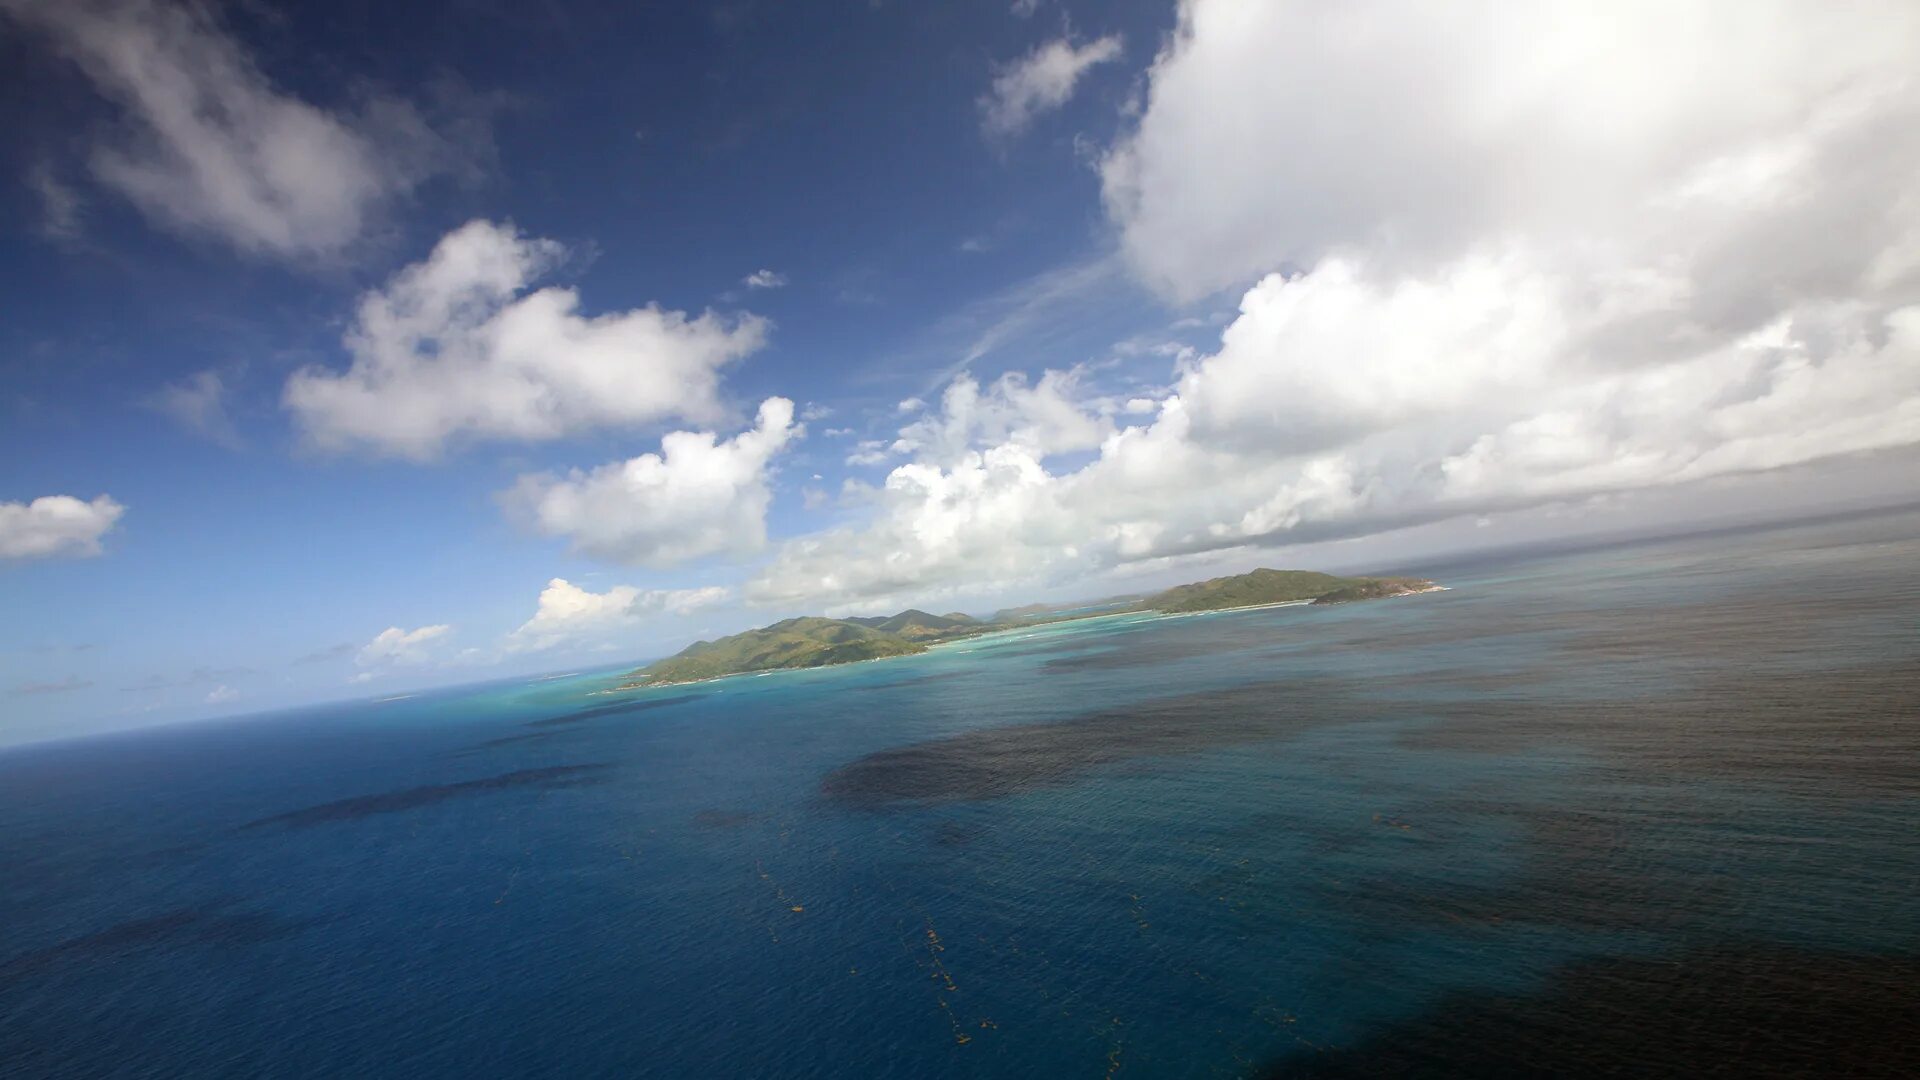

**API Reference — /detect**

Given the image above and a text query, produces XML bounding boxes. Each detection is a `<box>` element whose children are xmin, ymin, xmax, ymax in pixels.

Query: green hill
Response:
<box><xmin>1308</xmin><ymin>577</ymin><xmax>1435</xmax><ymax>605</ymax></box>
<box><xmin>874</xmin><ymin>609</ymin><xmax>978</xmax><ymax>639</ymax></box>
<box><xmin>1144</xmin><ymin>568</ymin><xmax>1431</xmax><ymax>613</ymax></box>
<box><xmin>622</xmin><ymin>616</ymin><xmax>926</xmax><ymax>687</ymax></box>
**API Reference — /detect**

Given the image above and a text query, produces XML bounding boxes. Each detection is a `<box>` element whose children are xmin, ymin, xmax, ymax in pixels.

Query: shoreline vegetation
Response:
<box><xmin>611</xmin><ymin>569</ymin><xmax>1441</xmax><ymax>692</ymax></box>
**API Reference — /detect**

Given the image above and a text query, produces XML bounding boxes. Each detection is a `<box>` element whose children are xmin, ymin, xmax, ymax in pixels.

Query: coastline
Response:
<box><xmin>601</xmin><ymin>582</ymin><xmax>1448</xmax><ymax>694</ymax></box>
<box><xmin>601</xmin><ymin>646</ymin><xmax>930</xmax><ymax>694</ymax></box>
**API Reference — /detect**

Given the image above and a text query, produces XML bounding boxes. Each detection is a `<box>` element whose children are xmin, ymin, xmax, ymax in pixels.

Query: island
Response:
<box><xmin>614</xmin><ymin>568</ymin><xmax>1440</xmax><ymax>689</ymax></box>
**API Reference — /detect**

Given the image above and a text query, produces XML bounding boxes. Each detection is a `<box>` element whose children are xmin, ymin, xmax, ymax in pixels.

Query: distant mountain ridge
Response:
<box><xmin>617</xmin><ymin>568</ymin><xmax>1438</xmax><ymax>689</ymax></box>
<box><xmin>1141</xmin><ymin>568</ymin><xmax>1435</xmax><ymax>613</ymax></box>
<box><xmin>843</xmin><ymin>609</ymin><xmax>980</xmax><ymax>639</ymax></box>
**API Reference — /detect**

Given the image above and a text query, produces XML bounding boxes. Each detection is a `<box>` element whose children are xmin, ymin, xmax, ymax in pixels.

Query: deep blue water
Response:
<box><xmin>4</xmin><ymin>511</ymin><xmax>1919</xmax><ymax>1078</ymax></box>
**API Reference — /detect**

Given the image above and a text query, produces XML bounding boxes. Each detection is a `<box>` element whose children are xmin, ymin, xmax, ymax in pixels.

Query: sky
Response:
<box><xmin>3</xmin><ymin>0</ymin><xmax>1919</xmax><ymax>746</ymax></box>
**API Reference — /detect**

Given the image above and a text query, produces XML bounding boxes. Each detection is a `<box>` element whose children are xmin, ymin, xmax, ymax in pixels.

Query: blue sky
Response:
<box><xmin>5</xmin><ymin>0</ymin><xmax>1919</xmax><ymax>746</ymax></box>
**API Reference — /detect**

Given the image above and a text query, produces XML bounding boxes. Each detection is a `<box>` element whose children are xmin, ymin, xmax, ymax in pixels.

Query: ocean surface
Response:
<box><xmin>4</xmin><ymin>510</ymin><xmax>1918</xmax><ymax>1078</ymax></box>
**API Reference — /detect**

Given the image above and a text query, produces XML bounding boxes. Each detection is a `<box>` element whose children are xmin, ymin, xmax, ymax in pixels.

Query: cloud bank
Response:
<box><xmin>748</xmin><ymin>0</ymin><xmax>1920</xmax><ymax>611</ymax></box>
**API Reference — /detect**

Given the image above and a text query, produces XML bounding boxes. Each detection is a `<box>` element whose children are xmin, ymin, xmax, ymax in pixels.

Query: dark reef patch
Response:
<box><xmin>931</xmin><ymin>820</ymin><xmax>983</xmax><ymax>847</ymax></box>
<box><xmin>0</xmin><ymin>903</ymin><xmax>316</xmax><ymax>984</ymax></box>
<box><xmin>456</xmin><ymin>730</ymin><xmax>565</xmax><ymax>754</ymax></box>
<box><xmin>1307</xmin><ymin>801</ymin><xmax>1734</xmax><ymax>936</ymax></box>
<box><xmin>1026</xmin><ymin>617</ymin><xmax>1280</xmax><ymax>673</ymax></box>
<box><xmin>239</xmin><ymin>764</ymin><xmax>613</xmax><ymax>830</ymax></box>
<box><xmin>1258</xmin><ymin>945</ymin><xmax>1920</xmax><ymax>1079</ymax></box>
<box><xmin>525</xmin><ymin>693</ymin><xmax>701</xmax><ymax>729</ymax></box>
<box><xmin>1041</xmin><ymin>634</ymin><xmax>1241</xmax><ymax>672</ymax></box>
<box><xmin>1410</xmin><ymin>656</ymin><xmax>1920</xmax><ymax>796</ymax></box>
<box><xmin>691</xmin><ymin>809</ymin><xmax>765</xmax><ymax>829</ymax></box>
<box><xmin>849</xmin><ymin>670</ymin><xmax>973</xmax><ymax>692</ymax></box>
<box><xmin>821</xmin><ymin>680</ymin><xmax>1360</xmax><ymax>809</ymax></box>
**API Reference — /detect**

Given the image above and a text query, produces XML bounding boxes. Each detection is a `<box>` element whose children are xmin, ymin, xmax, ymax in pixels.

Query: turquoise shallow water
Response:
<box><xmin>3</xmin><ymin>510</ymin><xmax>1918</xmax><ymax>1077</ymax></box>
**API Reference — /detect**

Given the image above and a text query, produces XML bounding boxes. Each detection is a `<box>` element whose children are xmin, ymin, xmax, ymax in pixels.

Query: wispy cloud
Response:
<box><xmin>5</xmin><ymin>0</ymin><xmax>491</xmax><ymax>260</ymax></box>
<box><xmin>148</xmin><ymin>369</ymin><xmax>243</xmax><ymax>449</ymax></box>
<box><xmin>979</xmin><ymin>34</ymin><xmax>1122</xmax><ymax>140</ymax></box>
<box><xmin>12</xmin><ymin>675</ymin><xmax>93</xmax><ymax>696</ymax></box>
<box><xmin>293</xmin><ymin>642</ymin><xmax>356</xmax><ymax>665</ymax></box>
<box><xmin>120</xmin><ymin>666</ymin><xmax>253</xmax><ymax>693</ymax></box>
<box><xmin>25</xmin><ymin>160</ymin><xmax>83</xmax><ymax>243</ymax></box>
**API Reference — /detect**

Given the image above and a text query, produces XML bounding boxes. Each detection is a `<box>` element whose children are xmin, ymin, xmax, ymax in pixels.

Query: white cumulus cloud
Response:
<box><xmin>507</xmin><ymin>577</ymin><xmax>731</xmax><ymax>652</ymax></box>
<box><xmin>357</xmin><ymin>624</ymin><xmax>450</xmax><ymax>668</ymax></box>
<box><xmin>1102</xmin><ymin>0</ymin><xmax>1920</xmax><ymax>302</ymax></box>
<box><xmin>504</xmin><ymin>397</ymin><xmax>800</xmax><ymax>567</ymax></box>
<box><xmin>885</xmin><ymin>369</ymin><xmax>1111</xmax><ymax>467</ymax></box>
<box><xmin>285</xmin><ymin>220</ymin><xmax>768</xmax><ymax>458</ymax></box>
<box><xmin>0</xmin><ymin>494</ymin><xmax>125</xmax><ymax>560</ymax></box>
<box><xmin>980</xmin><ymin>34</ymin><xmax>1122</xmax><ymax>139</ymax></box>
<box><xmin>743</xmin><ymin>269</ymin><xmax>788</xmax><ymax>289</ymax></box>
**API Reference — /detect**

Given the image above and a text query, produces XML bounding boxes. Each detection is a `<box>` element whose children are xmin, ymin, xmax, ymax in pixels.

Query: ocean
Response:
<box><xmin>4</xmin><ymin>509</ymin><xmax>1918</xmax><ymax>1078</ymax></box>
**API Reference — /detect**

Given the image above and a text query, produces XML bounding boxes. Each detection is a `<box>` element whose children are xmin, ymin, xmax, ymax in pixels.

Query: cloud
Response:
<box><xmin>503</xmin><ymin>397</ymin><xmax>800</xmax><ymax>566</ymax></box>
<box><xmin>12</xmin><ymin>675</ymin><xmax>92</xmax><ymax>696</ymax></box>
<box><xmin>357</xmin><ymin>624</ymin><xmax>451</xmax><ymax>668</ymax></box>
<box><xmin>743</xmin><ymin>269</ymin><xmax>788</xmax><ymax>289</ymax></box>
<box><xmin>979</xmin><ymin>34</ymin><xmax>1122</xmax><ymax>140</ymax></box>
<box><xmin>506</xmin><ymin>577</ymin><xmax>730</xmax><ymax>652</ymax></box>
<box><xmin>293</xmin><ymin>642</ymin><xmax>355</xmax><ymax>665</ymax></box>
<box><xmin>846</xmin><ymin>439</ymin><xmax>891</xmax><ymax>467</ymax></box>
<box><xmin>1011</xmin><ymin>0</ymin><xmax>1042</xmax><ymax>18</ymax></box>
<box><xmin>205</xmin><ymin>684</ymin><xmax>238</xmax><ymax>704</ymax></box>
<box><xmin>25</xmin><ymin>160</ymin><xmax>83</xmax><ymax>242</ymax></box>
<box><xmin>947</xmin><ymin>255</ymin><xmax>1130</xmax><ymax>370</ymax></box>
<box><xmin>0</xmin><ymin>494</ymin><xmax>125</xmax><ymax>560</ymax></box>
<box><xmin>149</xmin><ymin>369</ymin><xmax>242</xmax><ymax>448</ymax></box>
<box><xmin>1101</xmin><ymin>0</ymin><xmax>1920</xmax><ymax>303</ymax></box>
<box><xmin>748</xmin><ymin>267</ymin><xmax>1920</xmax><ymax>611</ymax></box>
<box><xmin>284</xmin><ymin>220</ymin><xmax>768</xmax><ymax>459</ymax></box>
<box><xmin>887</xmin><ymin>370</ymin><xmax>1111</xmax><ymax>467</ymax></box>
<box><xmin>1</xmin><ymin>0</ymin><xmax>484</xmax><ymax>259</ymax></box>
<box><xmin>674</xmin><ymin>0</ymin><xmax>1920</xmax><ymax>614</ymax></box>
<box><xmin>120</xmin><ymin>666</ymin><xmax>252</xmax><ymax>692</ymax></box>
